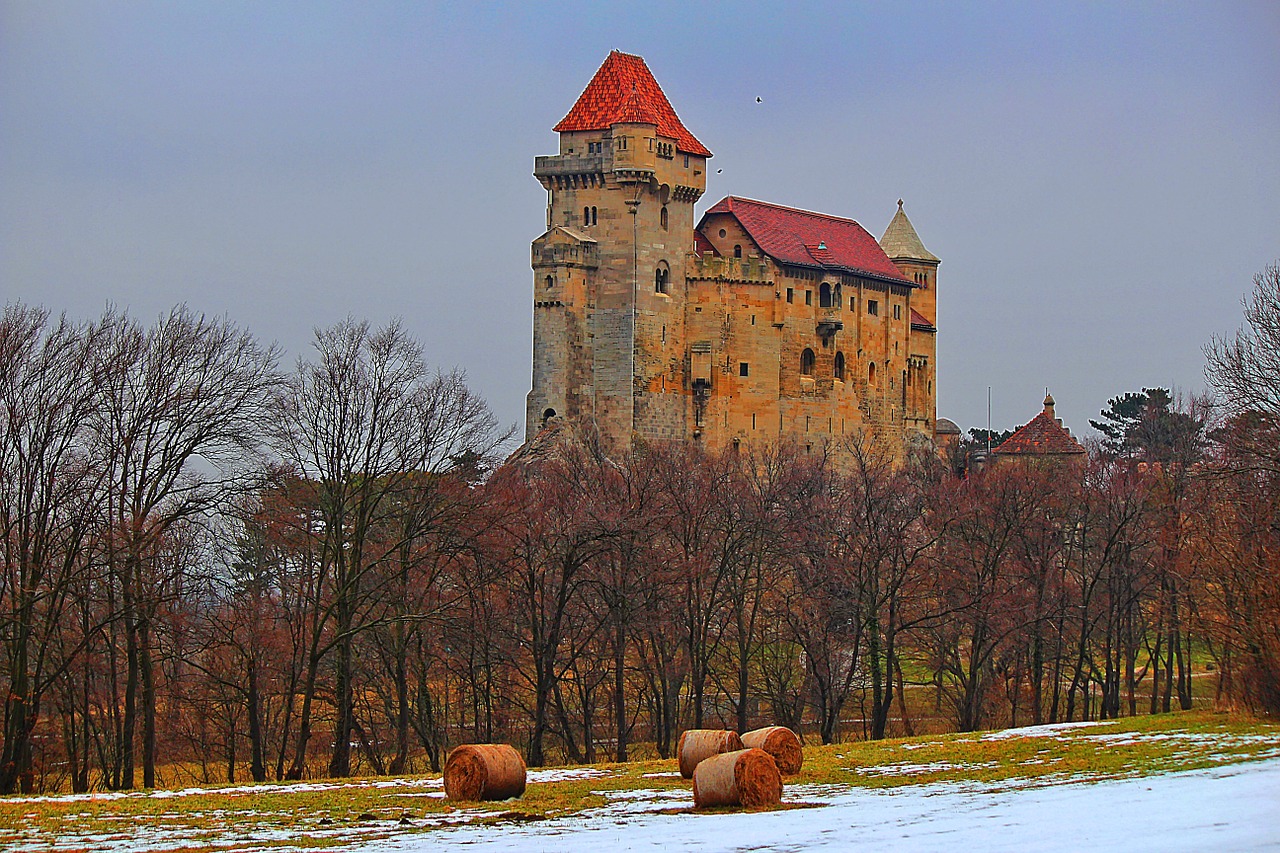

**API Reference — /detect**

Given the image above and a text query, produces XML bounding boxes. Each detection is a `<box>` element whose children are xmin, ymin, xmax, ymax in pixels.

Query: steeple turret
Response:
<box><xmin>880</xmin><ymin>199</ymin><xmax>939</xmax><ymax>263</ymax></box>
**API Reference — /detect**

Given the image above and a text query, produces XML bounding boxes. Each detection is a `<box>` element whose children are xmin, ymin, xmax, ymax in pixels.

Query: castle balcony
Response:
<box><xmin>687</xmin><ymin>253</ymin><xmax>772</xmax><ymax>284</ymax></box>
<box><xmin>816</xmin><ymin>309</ymin><xmax>843</xmax><ymax>338</ymax></box>
<box><xmin>533</xmin><ymin>241</ymin><xmax>599</xmax><ymax>270</ymax></box>
<box><xmin>534</xmin><ymin>152</ymin><xmax>611</xmax><ymax>189</ymax></box>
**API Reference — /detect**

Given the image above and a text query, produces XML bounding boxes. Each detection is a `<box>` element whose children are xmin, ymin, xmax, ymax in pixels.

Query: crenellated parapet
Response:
<box><xmin>686</xmin><ymin>253</ymin><xmax>772</xmax><ymax>284</ymax></box>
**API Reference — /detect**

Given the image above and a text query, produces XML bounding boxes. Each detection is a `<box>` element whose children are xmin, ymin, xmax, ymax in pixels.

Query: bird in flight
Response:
<box><xmin>756</xmin><ymin>96</ymin><xmax>763</xmax><ymax>103</ymax></box>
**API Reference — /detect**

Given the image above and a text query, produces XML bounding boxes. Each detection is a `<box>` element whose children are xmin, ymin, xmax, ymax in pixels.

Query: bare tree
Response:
<box><xmin>91</xmin><ymin>306</ymin><xmax>280</xmax><ymax>788</ymax></box>
<box><xmin>1206</xmin><ymin>262</ymin><xmax>1280</xmax><ymax>469</ymax></box>
<box><xmin>0</xmin><ymin>306</ymin><xmax>106</xmax><ymax>793</ymax></box>
<box><xmin>269</xmin><ymin>318</ymin><xmax>506</xmax><ymax>779</ymax></box>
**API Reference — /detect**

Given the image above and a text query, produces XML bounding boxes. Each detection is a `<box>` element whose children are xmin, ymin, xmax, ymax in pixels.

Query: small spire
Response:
<box><xmin>1043</xmin><ymin>392</ymin><xmax>1056</xmax><ymax>419</ymax></box>
<box><xmin>897</xmin><ymin>198</ymin><xmax>904</xmax><ymax>210</ymax></box>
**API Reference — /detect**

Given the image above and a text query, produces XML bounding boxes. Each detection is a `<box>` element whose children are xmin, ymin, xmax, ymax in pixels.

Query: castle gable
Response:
<box><xmin>699</xmin><ymin>196</ymin><xmax>911</xmax><ymax>284</ymax></box>
<box><xmin>534</xmin><ymin>225</ymin><xmax>597</xmax><ymax>247</ymax></box>
<box><xmin>995</xmin><ymin>397</ymin><xmax>1086</xmax><ymax>457</ymax></box>
<box><xmin>553</xmin><ymin>50</ymin><xmax>712</xmax><ymax>157</ymax></box>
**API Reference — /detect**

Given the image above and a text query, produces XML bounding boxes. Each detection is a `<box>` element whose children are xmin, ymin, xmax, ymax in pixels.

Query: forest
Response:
<box><xmin>1</xmin><ymin>265</ymin><xmax>1277</xmax><ymax>795</ymax></box>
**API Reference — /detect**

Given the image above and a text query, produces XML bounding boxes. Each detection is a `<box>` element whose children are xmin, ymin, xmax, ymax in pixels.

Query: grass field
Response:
<box><xmin>1</xmin><ymin>710</ymin><xmax>1275</xmax><ymax>852</ymax></box>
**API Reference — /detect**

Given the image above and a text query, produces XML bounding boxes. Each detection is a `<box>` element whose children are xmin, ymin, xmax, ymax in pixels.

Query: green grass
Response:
<box><xmin>1</xmin><ymin>711</ymin><xmax>1275</xmax><ymax>853</ymax></box>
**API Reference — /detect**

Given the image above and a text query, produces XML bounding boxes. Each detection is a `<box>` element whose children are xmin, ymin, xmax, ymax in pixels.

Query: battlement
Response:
<box><xmin>686</xmin><ymin>253</ymin><xmax>772</xmax><ymax>284</ymax></box>
<box><xmin>533</xmin><ymin>241</ymin><xmax>599</xmax><ymax>270</ymax></box>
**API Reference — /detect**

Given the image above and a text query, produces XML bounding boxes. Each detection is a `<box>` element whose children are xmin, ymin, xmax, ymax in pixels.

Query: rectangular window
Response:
<box><xmin>805</xmin><ymin>290</ymin><xmax>812</xmax><ymax>306</ymax></box>
<box><xmin>868</xmin><ymin>299</ymin><xmax>879</xmax><ymax>316</ymax></box>
<box><xmin>893</xmin><ymin>304</ymin><xmax>902</xmax><ymax>320</ymax></box>
<box><xmin>739</xmin><ymin>362</ymin><xmax>749</xmax><ymax>377</ymax></box>
<box><xmin>752</xmin><ymin>413</ymin><xmax>757</xmax><ymax>430</ymax></box>
<box><xmin>786</xmin><ymin>288</ymin><xmax>794</xmax><ymax>303</ymax></box>
<box><xmin>850</xmin><ymin>296</ymin><xmax>856</xmax><ymax>311</ymax></box>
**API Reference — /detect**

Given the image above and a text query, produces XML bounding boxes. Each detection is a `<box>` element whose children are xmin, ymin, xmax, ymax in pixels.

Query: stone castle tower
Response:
<box><xmin>527</xmin><ymin>51</ymin><xmax>939</xmax><ymax>458</ymax></box>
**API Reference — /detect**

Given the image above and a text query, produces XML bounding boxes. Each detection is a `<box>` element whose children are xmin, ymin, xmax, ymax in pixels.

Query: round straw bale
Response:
<box><xmin>692</xmin><ymin>748</ymin><xmax>783</xmax><ymax>809</ymax></box>
<box><xmin>443</xmin><ymin>744</ymin><xmax>526</xmax><ymax>802</ymax></box>
<box><xmin>676</xmin><ymin>729</ymin><xmax>744</xmax><ymax>779</ymax></box>
<box><xmin>740</xmin><ymin>726</ymin><xmax>803</xmax><ymax>775</ymax></box>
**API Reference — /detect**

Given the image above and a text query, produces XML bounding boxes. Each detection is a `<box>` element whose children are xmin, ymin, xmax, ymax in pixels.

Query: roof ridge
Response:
<box><xmin>724</xmin><ymin>195</ymin><xmax>862</xmax><ymax>227</ymax></box>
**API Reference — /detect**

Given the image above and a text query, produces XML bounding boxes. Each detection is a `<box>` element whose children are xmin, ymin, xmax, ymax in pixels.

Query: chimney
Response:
<box><xmin>1043</xmin><ymin>392</ymin><xmax>1056</xmax><ymax>421</ymax></box>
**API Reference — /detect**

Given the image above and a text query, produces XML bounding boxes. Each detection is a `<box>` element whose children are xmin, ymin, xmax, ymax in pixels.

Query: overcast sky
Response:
<box><xmin>3</xmin><ymin>2</ymin><xmax>1277</xmax><ymax>442</ymax></box>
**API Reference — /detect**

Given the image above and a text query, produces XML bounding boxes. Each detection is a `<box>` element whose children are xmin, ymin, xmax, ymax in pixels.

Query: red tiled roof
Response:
<box><xmin>699</xmin><ymin>197</ymin><xmax>911</xmax><ymax>283</ymax></box>
<box><xmin>554</xmin><ymin>51</ymin><xmax>712</xmax><ymax>157</ymax></box>
<box><xmin>994</xmin><ymin>412</ymin><xmax>1087</xmax><ymax>456</ymax></box>
<box><xmin>910</xmin><ymin>308</ymin><xmax>936</xmax><ymax>332</ymax></box>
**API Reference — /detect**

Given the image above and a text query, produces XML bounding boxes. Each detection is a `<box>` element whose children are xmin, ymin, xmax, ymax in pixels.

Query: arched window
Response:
<box><xmin>801</xmin><ymin>348</ymin><xmax>816</xmax><ymax>377</ymax></box>
<box><xmin>542</xmin><ymin>408</ymin><xmax>556</xmax><ymax>424</ymax></box>
<box><xmin>660</xmin><ymin>206</ymin><xmax>669</xmax><ymax>230</ymax></box>
<box><xmin>868</xmin><ymin>362</ymin><xmax>877</xmax><ymax>385</ymax></box>
<box><xmin>583</xmin><ymin>206</ymin><xmax>590</xmax><ymax>227</ymax></box>
<box><xmin>591</xmin><ymin>206</ymin><xmax>598</xmax><ymax>225</ymax></box>
<box><xmin>655</xmin><ymin>261</ymin><xmax>670</xmax><ymax>294</ymax></box>
<box><xmin>834</xmin><ymin>351</ymin><xmax>845</xmax><ymax>381</ymax></box>
<box><xmin>544</xmin><ymin>275</ymin><xmax>554</xmax><ymax>290</ymax></box>
<box><xmin>734</xmin><ymin>244</ymin><xmax>742</xmax><ymax>258</ymax></box>
<box><xmin>819</xmin><ymin>283</ymin><xmax>833</xmax><ymax>308</ymax></box>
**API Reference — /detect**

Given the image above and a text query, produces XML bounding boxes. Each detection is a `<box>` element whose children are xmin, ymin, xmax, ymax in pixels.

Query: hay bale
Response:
<box><xmin>692</xmin><ymin>748</ymin><xmax>783</xmax><ymax>809</ymax></box>
<box><xmin>443</xmin><ymin>744</ymin><xmax>527</xmax><ymax>802</ymax></box>
<box><xmin>677</xmin><ymin>729</ymin><xmax>744</xmax><ymax>779</ymax></box>
<box><xmin>740</xmin><ymin>726</ymin><xmax>803</xmax><ymax>775</ymax></box>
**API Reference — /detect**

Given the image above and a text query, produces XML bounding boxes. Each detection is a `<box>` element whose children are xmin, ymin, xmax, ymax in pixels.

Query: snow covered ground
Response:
<box><xmin>362</xmin><ymin>758</ymin><xmax>1280</xmax><ymax>853</ymax></box>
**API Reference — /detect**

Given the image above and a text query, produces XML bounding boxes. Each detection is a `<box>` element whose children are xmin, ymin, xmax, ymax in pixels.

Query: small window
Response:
<box><xmin>655</xmin><ymin>266</ymin><xmax>670</xmax><ymax>294</ymax></box>
<box><xmin>542</xmin><ymin>408</ymin><xmax>557</xmax><ymax>424</ymax></box>
<box><xmin>834</xmin><ymin>351</ymin><xmax>845</xmax><ymax>381</ymax></box>
<box><xmin>684</xmin><ymin>154</ymin><xmax>690</xmax><ymax>168</ymax></box>
<box><xmin>786</xmin><ymin>288</ymin><xmax>794</xmax><ymax>303</ymax></box>
<box><xmin>734</xmin><ymin>244</ymin><xmax>742</xmax><ymax>258</ymax></box>
<box><xmin>868</xmin><ymin>299</ymin><xmax>879</xmax><ymax>316</ymax></box>
<box><xmin>584</xmin><ymin>206</ymin><xmax>590</xmax><ymax>226</ymax></box>
<box><xmin>868</xmin><ymin>362</ymin><xmax>877</xmax><ymax>385</ymax></box>
<box><xmin>719</xmin><ymin>228</ymin><xmax>727</xmax><ymax>238</ymax></box>
<box><xmin>617</xmin><ymin>137</ymin><xmax>627</xmax><ymax>150</ymax></box>
<box><xmin>660</xmin><ymin>206</ymin><xmax>668</xmax><ymax>230</ymax></box>
<box><xmin>805</xmin><ymin>290</ymin><xmax>812</xmax><ymax>306</ymax></box>
<box><xmin>544</xmin><ymin>275</ymin><xmax>554</xmax><ymax>290</ymax></box>
<box><xmin>819</xmin><ymin>283</ymin><xmax>832</xmax><ymax>308</ymax></box>
<box><xmin>591</xmin><ymin>206</ymin><xmax>598</xmax><ymax>226</ymax></box>
<box><xmin>849</xmin><ymin>296</ymin><xmax>856</xmax><ymax>310</ymax></box>
<box><xmin>739</xmin><ymin>362</ymin><xmax>749</xmax><ymax>377</ymax></box>
<box><xmin>801</xmin><ymin>348</ymin><xmax>815</xmax><ymax>377</ymax></box>
<box><xmin>893</xmin><ymin>304</ymin><xmax>902</xmax><ymax>320</ymax></box>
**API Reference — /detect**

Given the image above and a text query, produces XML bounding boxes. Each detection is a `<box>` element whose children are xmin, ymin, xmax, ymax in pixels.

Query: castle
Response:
<box><xmin>527</xmin><ymin>51</ymin><xmax>939</xmax><ymax>458</ymax></box>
